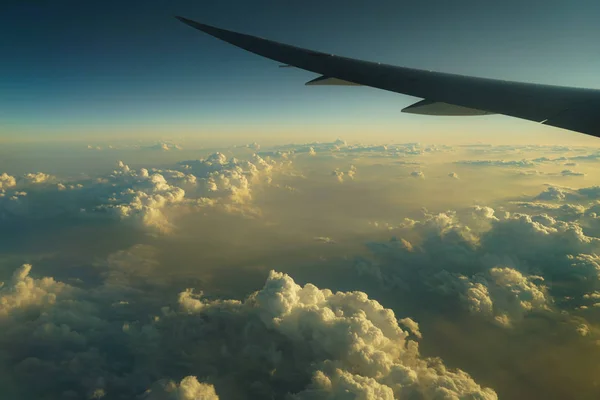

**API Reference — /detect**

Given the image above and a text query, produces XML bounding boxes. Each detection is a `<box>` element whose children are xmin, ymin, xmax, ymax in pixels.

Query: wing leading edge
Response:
<box><xmin>176</xmin><ymin>16</ymin><xmax>600</xmax><ymax>138</ymax></box>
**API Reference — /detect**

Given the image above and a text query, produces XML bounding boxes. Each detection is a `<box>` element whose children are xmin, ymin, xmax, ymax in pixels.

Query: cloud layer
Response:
<box><xmin>3</xmin><ymin>139</ymin><xmax>600</xmax><ymax>399</ymax></box>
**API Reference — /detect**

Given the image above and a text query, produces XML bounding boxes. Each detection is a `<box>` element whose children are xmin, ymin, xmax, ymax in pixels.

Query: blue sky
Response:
<box><xmin>2</xmin><ymin>0</ymin><xmax>600</xmax><ymax>144</ymax></box>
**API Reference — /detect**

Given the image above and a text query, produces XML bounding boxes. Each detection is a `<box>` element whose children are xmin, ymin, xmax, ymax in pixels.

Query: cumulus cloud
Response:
<box><xmin>0</xmin><ymin>152</ymin><xmax>287</xmax><ymax>232</ymax></box>
<box><xmin>512</xmin><ymin>202</ymin><xmax>585</xmax><ymax>220</ymax></box>
<box><xmin>94</xmin><ymin>163</ymin><xmax>187</xmax><ymax>232</ymax></box>
<box><xmin>532</xmin><ymin>185</ymin><xmax>600</xmax><ymax>203</ymax></box>
<box><xmin>176</xmin><ymin>270</ymin><xmax>497</xmax><ymax>399</ymax></box>
<box><xmin>474</xmin><ymin>213</ymin><xmax>600</xmax><ymax>281</ymax></box>
<box><xmin>181</xmin><ymin>152</ymin><xmax>282</xmax><ymax>205</ymax></box>
<box><xmin>356</xmin><ymin>203</ymin><xmax>600</xmax><ymax>333</ymax></box>
<box><xmin>0</xmin><ymin>262</ymin><xmax>496</xmax><ymax>400</ymax></box>
<box><xmin>331</xmin><ymin>166</ymin><xmax>356</xmax><ymax>183</ymax></box>
<box><xmin>0</xmin><ymin>264</ymin><xmax>108</xmax><ymax>398</ymax></box>
<box><xmin>347</xmin><ymin>165</ymin><xmax>357</xmax><ymax>180</ymax></box>
<box><xmin>578</xmin><ymin>186</ymin><xmax>600</xmax><ymax>200</ymax></box>
<box><xmin>0</xmin><ymin>173</ymin><xmax>16</xmax><ymax>190</ymax></box>
<box><xmin>399</xmin><ymin>317</ymin><xmax>422</xmax><ymax>339</ymax></box>
<box><xmin>437</xmin><ymin>267</ymin><xmax>550</xmax><ymax>326</ymax></box>
<box><xmin>23</xmin><ymin>172</ymin><xmax>53</xmax><ymax>184</ymax></box>
<box><xmin>535</xmin><ymin>186</ymin><xmax>570</xmax><ymax>201</ymax></box>
<box><xmin>0</xmin><ymin>264</ymin><xmax>73</xmax><ymax>317</ymax></box>
<box><xmin>148</xmin><ymin>142</ymin><xmax>183</xmax><ymax>151</ymax></box>
<box><xmin>144</xmin><ymin>376</ymin><xmax>219</xmax><ymax>400</ymax></box>
<box><xmin>583</xmin><ymin>291</ymin><xmax>600</xmax><ymax>300</ymax></box>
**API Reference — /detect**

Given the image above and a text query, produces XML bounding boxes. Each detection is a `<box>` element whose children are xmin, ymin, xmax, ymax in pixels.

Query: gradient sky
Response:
<box><xmin>2</xmin><ymin>0</ymin><xmax>600</xmax><ymax>144</ymax></box>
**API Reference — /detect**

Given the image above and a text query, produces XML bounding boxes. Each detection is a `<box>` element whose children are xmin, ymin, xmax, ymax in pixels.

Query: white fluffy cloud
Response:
<box><xmin>399</xmin><ymin>317</ymin><xmax>422</xmax><ymax>339</ymax></box>
<box><xmin>437</xmin><ymin>267</ymin><xmax>550</xmax><ymax>326</ymax></box>
<box><xmin>95</xmin><ymin>162</ymin><xmax>187</xmax><ymax>232</ymax></box>
<box><xmin>332</xmin><ymin>169</ymin><xmax>344</xmax><ymax>183</ymax></box>
<box><xmin>513</xmin><ymin>202</ymin><xmax>585</xmax><ymax>218</ymax></box>
<box><xmin>357</xmin><ymin>202</ymin><xmax>600</xmax><ymax>333</ymax></box>
<box><xmin>0</xmin><ymin>264</ymin><xmax>73</xmax><ymax>317</ymax></box>
<box><xmin>150</xmin><ymin>142</ymin><xmax>183</xmax><ymax>151</ymax></box>
<box><xmin>290</xmin><ymin>369</ymin><xmax>395</xmax><ymax>400</ymax></box>
<box><xmin>181</xmin><ymin>152</ymin><xmax>280</xmax><ymax>204</ymax></box>
<box><xmin>0</xmin><ymin>262</ymin><xmax>496</xmax><ymax>400</ymax></box>
<box><xmin>177</xmin><ymin>270</ymin><xmax>497</xmax><ymax>399</ymax></box>
<box><xmin>0</xmin><ymin>264</ymin><xmax>111</xmax><ymax>398</ymax></box>
<box><xmin>347</xmin><ymin>165</ymin><xmax>357</xmax><ymax>180</ymax></box>
<box><xmin>535</xmin><ymin>186</ymin><xmax>570</xmax><ymax>201</ymax></box>
<box><xmin>533</xmin><ymin>185</ymin><xmax>600</xmax><ymax>203</ymax></box>
<box><xmin>0</xmin><ymin>173</ymin><xmax>16</xmax><ymax>190</ymax></box>
<box><xmin>23</xmin><ymin>172</ymin><xmax>53</xmax><ymax>184</ymax></box>
<box><xmin>0</xmin><ymin>152</ymin><xmax>287</xmax><ymax>232</ymax></box>
<box><xmin>144</xmin><ymin>376</ymin><xmax>219</xmax><ymax>400</ymax></box>
<box><xmin>331</xmin><ymin>165</ymin><xmax>356</xmax><ymax>183</ymax></box>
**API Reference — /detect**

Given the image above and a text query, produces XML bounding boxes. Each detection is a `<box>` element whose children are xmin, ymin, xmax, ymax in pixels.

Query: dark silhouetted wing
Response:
<box><xmin>176</xmin><ymin>16</ymin><xmax>600</xmax><ymax>138</ymax></box>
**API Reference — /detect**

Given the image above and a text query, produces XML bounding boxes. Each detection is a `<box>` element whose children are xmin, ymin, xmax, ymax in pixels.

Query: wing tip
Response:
<box><xmin>175</xmin><ymin>16</ymin><xmax>211</xmax><ymax>32</ymax></box>
<box><xmin>174</xmin><ymin>15</ymin><xmax>191</xmax><ymax>24</ymax></box>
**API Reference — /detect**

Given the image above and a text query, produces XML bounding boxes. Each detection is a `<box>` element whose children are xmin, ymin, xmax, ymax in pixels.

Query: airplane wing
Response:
<box><xmin>176</xmin><ymin>16</ymin><xmax>600</xmax><ymax>138</ymax></box>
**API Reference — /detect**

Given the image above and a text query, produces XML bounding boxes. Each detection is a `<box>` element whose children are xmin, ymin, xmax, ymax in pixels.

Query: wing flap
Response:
<box><xmin>305</xmin><ymin>76</ymin><xmax>362</xmax><ymax>86</ymax></box>
<box><xmin>402</xmin><ymin>99</ymin><xmax>495</xmax><ymax>116</ymax></box>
